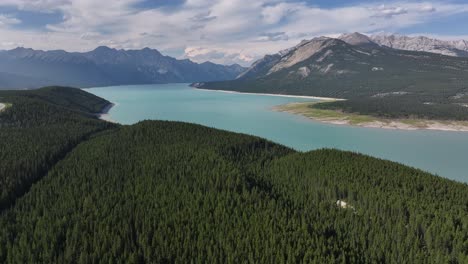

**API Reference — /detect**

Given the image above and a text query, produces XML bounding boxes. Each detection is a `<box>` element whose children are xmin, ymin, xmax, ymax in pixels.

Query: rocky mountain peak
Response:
<box><xmin>8</xmin><ymin>47</ymin><xmax>38</xmax><ymax>57</ymax></box>
<box><xmin>267</xmin><ymin>37</ymin><xmax>342</xmax><ymax>75</ymax></box>
<box><xmin>339</xmin><ymin>32</ymin><xmax>378</xmax><ymax>48</ymax></box>
<box><xmin>91</xmin><ymin>46</ymin><xmax>118</xmax><ymax>54</ymax></box>
<box><xmin>370</xmin><ymin>33</ymin><xmax>468</xmax><ymax>57</ymax></box>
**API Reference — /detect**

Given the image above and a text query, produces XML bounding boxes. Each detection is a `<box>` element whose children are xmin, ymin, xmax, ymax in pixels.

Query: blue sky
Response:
<box><xmin>0</xmin><ymin>0</ymin><xmax>468</xmax><ymax>65</ymax></box>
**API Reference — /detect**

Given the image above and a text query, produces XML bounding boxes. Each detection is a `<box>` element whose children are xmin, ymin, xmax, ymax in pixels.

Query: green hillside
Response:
<box><xmin>0</xmin><ymin>87</ymin><xmax>467</xmax><ymax>263</ymax></box>
<box><xmin>0</xmin><ymin>87</ymin><xmax>115</xmax><ymax>210</ymax></box>
<box><xmin>197</xmin><ymin>38</ymin><xmax>468</xmax><ymax>120</ymax></box>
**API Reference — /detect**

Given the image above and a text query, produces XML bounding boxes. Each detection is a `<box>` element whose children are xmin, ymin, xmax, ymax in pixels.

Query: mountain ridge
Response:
<box><xmin>0</xmin><ymin>46</ymin><xmax>246</xmax><ymax>89</ymax></box>
<box><xmin>196</xmin><ymin>33</ymin><xmax>468</xmax><ymax>120</ymax></box>
<box><xmin>370</xmin><ymin>33</ymin><xmax>468</xmax><ymax>57</ymax></box>
<box><xmin>237</xmin><ymin>32</ymin><xmax>468</xmax><ymax>81</ymax></box>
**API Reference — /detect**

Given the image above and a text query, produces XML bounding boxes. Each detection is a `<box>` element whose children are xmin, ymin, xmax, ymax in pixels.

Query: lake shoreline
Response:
<box><xmin>195</xmin><ymin>88</ymin><xmax>344</xmax><ymax>101</ymax></box>
<box><xmin>196</xmin><ymin>87</ymin><xmax>468</xmax><ymax>132</ymax></box>
<box><xmin>87</xmin><ymin>84</ymin><xmax>468</xmax><ymax>182</ymax></box>
<box><xmin>97</xmin><ymin>102</ymin><xmax>117</xmax><ymax>123</ymax></box>
<box><xmin>275</xmin><ymin>102</ymin><xmax>468</xmax><ymax>132</ymax></box>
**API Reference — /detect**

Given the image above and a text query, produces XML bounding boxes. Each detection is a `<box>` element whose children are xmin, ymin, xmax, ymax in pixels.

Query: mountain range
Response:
<box><xmin>197</xmin><ymin>32</ymin><xmax>468</xmax><ymax>96</ymax></box>
<box><xmin>195</xmin><ymin>32</ymin><xmax>468</xmax><ymax>120</ymax></box>
<box><xmin>2</xmin><ymin>32</ymin><xmax>468</xmax><ymax>95</ymax></box>
<box><xmin>370</xmin><ymin>34</ymin><xmax>468</xmax><ymax>58</ymax></box>
<box><xmin>0</xmin><ymin>46</ymin><xmax>246</xmax><ymax>89</ymax></box>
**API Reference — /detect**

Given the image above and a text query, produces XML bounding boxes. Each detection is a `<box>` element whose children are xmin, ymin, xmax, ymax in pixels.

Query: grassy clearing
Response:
<box><xmin>276</xmin><ymin>102</ymin><xmax>380</xmax><ymax>124</ymax></box>
<box><xmin>0</xmin><ymin>103</ymin><xmax>12</xmax><ymax>111</ymax></box>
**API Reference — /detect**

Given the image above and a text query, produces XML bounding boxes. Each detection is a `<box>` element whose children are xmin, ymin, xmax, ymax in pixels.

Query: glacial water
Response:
<box><xmin>88</xmin><ymin>83</ymin><xmax>468</xmax><ymax>183</ymax></box>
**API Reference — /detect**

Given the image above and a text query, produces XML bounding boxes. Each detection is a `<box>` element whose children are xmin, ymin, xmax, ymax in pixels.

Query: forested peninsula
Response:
<box><xmin>275</xmin><ymin>101</ymin><xmax>468</xmax><ymax>131</ymax></box>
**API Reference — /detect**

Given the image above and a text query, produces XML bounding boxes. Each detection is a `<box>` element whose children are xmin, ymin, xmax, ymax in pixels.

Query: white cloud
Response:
<box><xmin>1</xmin><ymin>41</ymin><xmax>23</xmax><ymax>49</ymax></box>
<box><xmin>79</xmin><ymin>32</ymin><xmax>101</xmax><ymax>40</ymax></box>
<box><xmin>0</xmin><ymin>14</ymin><xmax>21</xmax><ymax>26</ymax></box>
<box><xmin>0</xmin><ymin>0</ymin><xmax>467</xmax><ymax>65</ymax></box>
<box><xmin>184</xmin><ymin>47</ymin><xmax>254</xmax><ymax>65</ymax></box>
<box><xmin>420</xmin><ymin>4</ymin><xmax>436</xmax><ymax>13</ymax></box>
<box><xmin>371</xmin><ymin>5</ymin><xmax>408</xmax><ymax>18</ymax></box>
<box><xmin>261</xmin><ymin>3</ymin><xmax>300</xmax><ymax>24</ymax></box>
<box><xmin>255</xmin><ymin>32</ymin><xmax>289</xmax><ymax>42</ymax></box>
<box><xmin>0</xmin><ymin>0</ymin><xmax>70</xmax><ymax>12</ymax></box>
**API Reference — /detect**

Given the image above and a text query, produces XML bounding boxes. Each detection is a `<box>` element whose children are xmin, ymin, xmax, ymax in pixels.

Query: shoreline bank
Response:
<box><xmin>97</xmin><ymin>103</ymin><xmax>117</xmax><ymax>123</ymax></box>
<box><xmin>275</xmin><ymin>102</ymin><xmax>468</xmax><ymax>132</ymax></box>
<box><xmin>195</xmin><ymin>88</ymin><xmax>344</xmax><ymax>101</ymax></box>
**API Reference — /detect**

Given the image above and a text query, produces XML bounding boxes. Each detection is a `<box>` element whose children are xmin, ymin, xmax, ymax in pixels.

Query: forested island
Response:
<box><xmin>0</xmin><ymin>87</ymin><xmax>467</xmax><ymax>263</ymax></box>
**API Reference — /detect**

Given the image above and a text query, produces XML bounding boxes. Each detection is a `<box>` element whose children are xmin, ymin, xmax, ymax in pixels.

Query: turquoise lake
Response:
<box><xmin>88</xmin><ymin>83</ymin><xmax>468</xmax><ymax>183</ymax></box>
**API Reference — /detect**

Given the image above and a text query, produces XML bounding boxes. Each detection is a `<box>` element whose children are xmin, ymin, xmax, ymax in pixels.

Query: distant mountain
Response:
<box><xmin>234</xmin><ymin>37</ymin><xmax>341</xmax><ymax>82</ymax></box>
<box><xmin>0</xmin><ymin>47</ymin><xmax>246</xmax><ymax>89</ymax></box>
<box><xmin>339</xmin><ymin>32</ymin><xmax>379</xmax><ymax>48</ymax></box>
<box><xmin>198</xmin><ymin>33</ymin><xmax>468</xmax><ymax>98</ymax></box>
<box><xmin>370</xmin><ymin>34</ymin><xmax>468</xmax><ymax>58</ymax></box>
<box><xmin>0</xmin><ymin>72</ymin><xmax>53</xmax><ymax>90</ymax></box>
<box><xmin>233</xmin><ymin>34</ymin><xmax>380</xmax><ymax>83</ymax></box>
<box><xmin>195</xmin><ymin>33</ymin><xmax>468</xmax><ymax>120</ymax></box>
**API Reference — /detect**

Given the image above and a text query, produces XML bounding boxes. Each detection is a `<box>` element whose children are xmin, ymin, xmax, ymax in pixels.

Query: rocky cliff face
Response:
<box><xmin>370</xmin><ymin>34</ymin><xmax>468</xmax><ymax>57</ymax></box>
<box><xmin>238</xmin><ymin>37</ymin><xmax>346</xmax><ymax>80</ymax></box>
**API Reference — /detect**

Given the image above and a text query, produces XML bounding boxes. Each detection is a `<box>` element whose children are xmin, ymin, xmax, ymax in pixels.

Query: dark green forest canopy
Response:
<box><xmin>1</xmin><ymin>120</ymin><xmax>468</xmax><ymax>263</ymax></box>
<box><xmin>0</xmin><ymin>86</ymin><xmax>115</xmax><ymax>210</ymax></box>
<box><xmin>0</xmin><ymin>87</ymin><xmax>467</xmax><ymax>263</ymax></box>
<box><xmin>0</xmin><ymin>86</ymin><xmax>111</xmax><ymax>116</ymax></box>
<box><xmin>312</xmin><ymin>97</ymin><xmax>468</xmax><ymax>121</ymax></box>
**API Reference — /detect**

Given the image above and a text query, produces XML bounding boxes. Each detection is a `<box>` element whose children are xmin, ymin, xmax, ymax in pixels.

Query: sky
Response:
<box><xmin>0</xmin><ymin>0</ymin><xmax>468</xmax><ymax>66</ymax></box>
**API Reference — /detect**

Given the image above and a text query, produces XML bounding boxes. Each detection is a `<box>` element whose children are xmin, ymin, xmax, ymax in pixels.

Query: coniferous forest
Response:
<box><xmin>0</xmin><ymin>87</ymin><xmax>467</xmax><ymax>263</ymax></box>
<box><xmin>0</xmin><ymin>87</ymin><xmax>115</xmax><ymax>210</ymax></box>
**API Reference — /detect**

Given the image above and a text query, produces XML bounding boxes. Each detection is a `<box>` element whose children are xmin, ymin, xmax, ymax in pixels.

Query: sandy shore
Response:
<box><xmin>275</xmin><ymin>102</ymin><xmax>468</xmax><ymax>132</ymax></box>
<box><xmin>332</xmin><ymin>120</ymin><xmax>468</xmax><ymax>132</ymax></box>
<box><xmin>97</xmin><ymin>103</ymin><xmax>117</xmax><ymax>123</ymax></box>
<box><xmin>195</xmin><ymin>88</ymin><xmax>344</xmax><ymax>101</ymax></box>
